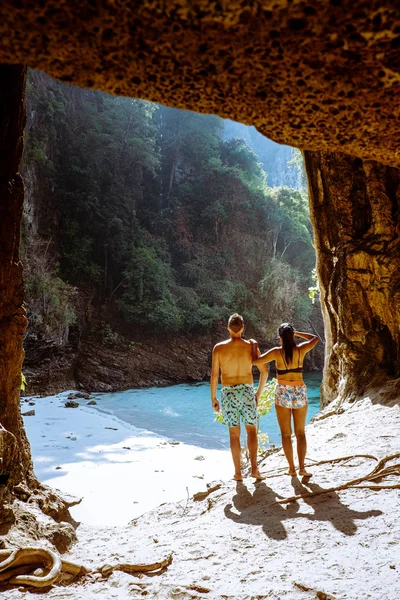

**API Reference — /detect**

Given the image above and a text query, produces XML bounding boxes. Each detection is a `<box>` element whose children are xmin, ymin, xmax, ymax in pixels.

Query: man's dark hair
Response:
<box><xmin>228</xmin><ymin>313</ymin><xmax>244</xmax><ymax>333</ymax></box>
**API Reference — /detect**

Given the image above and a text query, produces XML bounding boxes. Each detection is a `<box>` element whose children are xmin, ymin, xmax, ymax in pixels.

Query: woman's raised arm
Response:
<box><xmin>295</xmin><ymin>331</ymin><xmax>319</xmax><ymax>350</ymax></box>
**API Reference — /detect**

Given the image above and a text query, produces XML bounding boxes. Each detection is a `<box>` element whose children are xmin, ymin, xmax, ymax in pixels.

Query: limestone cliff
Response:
<box><xmin>305</xmin><ymin>152</ymin><xmax>400</xmax><ymax>406</ymax></box>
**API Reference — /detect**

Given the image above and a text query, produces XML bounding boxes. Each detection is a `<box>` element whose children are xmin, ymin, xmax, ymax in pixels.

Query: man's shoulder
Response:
<box><xmin>213</xmin><ymin>339</ymin><xmax>231</xmax><ymax>350</ymax></box>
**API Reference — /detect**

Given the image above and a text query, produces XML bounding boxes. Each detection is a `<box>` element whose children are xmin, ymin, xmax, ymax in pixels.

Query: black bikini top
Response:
<box><xmin>276</xmin><ymin>348</ymin><xmax>303</xmax><ymax>375</ymax></box>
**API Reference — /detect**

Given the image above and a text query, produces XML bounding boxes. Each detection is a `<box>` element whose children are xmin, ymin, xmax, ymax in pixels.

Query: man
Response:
<box><xmin>210</xmin><ymin>313</ymin><xmax>268</xmax><ymax>481</ymax></box>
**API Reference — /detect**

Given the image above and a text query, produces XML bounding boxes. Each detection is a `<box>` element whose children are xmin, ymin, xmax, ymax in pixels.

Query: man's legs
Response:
<box><xmin>275</xmin><ymin>405</ymin><xmax>296</xmax><ymax>475</ymax></box>
<box><xmin>229</xmin><ymin>425</ymin><xmax>242</xmax><ymax>480</ymax></box>
<box><xmin>245</xmin><ymin>424</ymin><xmax>263</xmax><ymax>479</ymax></box>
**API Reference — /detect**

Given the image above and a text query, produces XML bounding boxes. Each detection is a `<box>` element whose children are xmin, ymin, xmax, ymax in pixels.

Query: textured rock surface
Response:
<box><xmin>0</xmin><ymin>1</ymin><xmax>400</xmax><ymax>167</ymax></box>
<box><xmin>23</xmin><ymin>338</ymin><xmax>77</xmax><ymax>396</ymax></box>
<box><xmin>0</xmin><ymin>65</ymin><xmax>77</xmax><ymax>550</ymax></box>
<box><xmin>0</xmin><ymin>65</ymin><xmax>30</xmax><ymax>483</ymax></box>
<box><xmin>305</xmin><ymin>151</ymin><xmax>400</xmax><ymax>406</ymax></box>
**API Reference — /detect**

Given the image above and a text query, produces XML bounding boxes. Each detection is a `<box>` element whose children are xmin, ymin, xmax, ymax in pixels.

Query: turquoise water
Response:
<box><xmin>90</xmin><ymin>373</ymin><xmax>322</xmax><ymax>450</ymax></box>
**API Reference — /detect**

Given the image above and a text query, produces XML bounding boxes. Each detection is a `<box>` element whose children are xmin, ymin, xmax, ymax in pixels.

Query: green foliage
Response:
<box><xmin>119</xmin><ymin>240</ymin><xmax>182</xmax><ymax>331</ymax></box>
<box><xmin>258</xmin><ymin>378</ymin><xmax>276</xmax><ymax>417</ymax></box>
<box><xmin>23</xmin><ymin>70</ymin><xmax>316</xmax><ymax>340</ymax></box>
<box><xmin>61</xmin><ymin>220</ymin><xmax>101</xmax><ymax>282</ymax></box>
<box><xmin>294</xmin><ymin>295</ymin><xmax>313</xmax><ymax>320</ymax></box>
<box><xmin>308</xmin><ymin>268</ymin><xmax>320</xmax><ymax>304</ymax></box>
<box><xmin>21</xmin><ymin>373</ymin><xmax>26</xmax><ymax>392</ymax></box>
<box><xmin>26</xmin><ymin>141</ymin><xmax>46</xmax><ymax>164</ymax></box>
<box><xmin>25</xmin><ymin>270</ymin><xmax>77</xmax><ymax>342</ymax></box>
<box><xmin>100</xmin><ymin>322</ymin><xmax>136</xmax><ymax>350</ymax></box>
<box><xmin>288</xmin><ymin>148</ymin><xmax>307</xmax><ymax>190</ymax></box>
<box><xmin>259</xmin><ymin>258</ymin><xmax>302</xmax><ymax>336</ymax></box>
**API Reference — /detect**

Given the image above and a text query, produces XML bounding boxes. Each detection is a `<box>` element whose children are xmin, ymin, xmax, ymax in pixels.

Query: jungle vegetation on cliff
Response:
<box><xmin>22</xmin><ymin>70</ymin><xmax>314</xmax><ymax>341</ymax></box>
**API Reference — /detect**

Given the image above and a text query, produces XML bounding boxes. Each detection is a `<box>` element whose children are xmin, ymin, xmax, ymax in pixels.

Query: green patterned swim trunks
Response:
<box><xmin>220</xmin><ymin>384</ymin><xmax>258</xmax><ymax>428</ymax></box>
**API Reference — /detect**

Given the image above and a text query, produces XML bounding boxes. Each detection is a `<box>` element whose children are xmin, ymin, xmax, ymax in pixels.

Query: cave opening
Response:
<box><xmin>15</xmin><ymin>70</ymin><xmax>327</xmax><ymax>524</ymax></box>
<box><xmin>21</xmin><ymin>68</ymin><xmax>324</xmax><ymax>399</ymax></box>
<box><xmin>0</xmin><ymin>0</ymin><xmax>399</xmax><ymax>566</ymax></box>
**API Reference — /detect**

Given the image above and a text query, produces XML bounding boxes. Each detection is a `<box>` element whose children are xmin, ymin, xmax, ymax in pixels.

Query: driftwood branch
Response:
<box><xmin>99</xmin><ymin>553</ymin><xmax>173</xmax><ymax>577</ymax></box>
<box><xmin>266</xmin><ymin>454</ymin><xmax>378</xmax><ymax>479</ymax></box>
<box><xmin>0</xmin><ymin>548</ymin><xmax>62</xmax><ymax>588</ymax></box>
<box><xmin>193</xmin><ymin>483</ymin><xmax>222</xmax><ymax>502</ymax></box>
<box><xmin>0</xmin><ymin>547</ymin><xmax>173</xmax><ymax>589</ymax></box>
<box><xmin>277</xmin><ymin>452</ymin><xmax>400</xmax><ymax>504</ymax></box>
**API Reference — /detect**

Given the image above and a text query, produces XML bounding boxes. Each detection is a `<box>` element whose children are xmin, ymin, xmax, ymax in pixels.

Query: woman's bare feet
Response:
<box><xmin>299</xmin><ymin>469</ymin><xmax>312</xmax><ymax>478</ymax></box>
<box><xmin>233</xmin><ymin>473</ymin><xmax>243</xmax><ymax>481</ymax></box>
<box><xmin>286</xmin><ymin>468</ymin><xmax>297</xmax><ymax>476</ymax></box>
<box><xmin>251</xmin><ymin>470</ymin><xmax>266</xmax><ymax>481</ymax></box>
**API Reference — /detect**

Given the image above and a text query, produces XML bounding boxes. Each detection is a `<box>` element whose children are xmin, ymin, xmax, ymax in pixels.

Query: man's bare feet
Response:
<box><xmin>286</xmin><ymin>469</ymin><xmax>297</xmax><ymax>476</ymax></box>
<box><xmin>299</xmin><ymin>469</ymin><xmax>312</xmax><ymax>478</ymax></box>
<box><xmin>251</xmin><ymin>470</ymin><xmax>266</xmax><ymax>480</ymax></box>
<box><xmin>233</xmin><ymin>474</ymin><xmax>243</xmax><ymax>481</ymax></box>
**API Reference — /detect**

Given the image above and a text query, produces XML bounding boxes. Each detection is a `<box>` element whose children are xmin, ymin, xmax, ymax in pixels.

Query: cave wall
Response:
<box><xmin>0</xmin><ymin>1</ymin><xmax>400</xmax><ymax>167</ymax></box>
<box><xmin>305</xmin><ymin>151</ymin><xmax>400</xmax><ymax>406</ymax></box>
<box><xmin>0</xmin><ymin>65</ymin><xmax>32</xmax><ymax>483</ymax></box>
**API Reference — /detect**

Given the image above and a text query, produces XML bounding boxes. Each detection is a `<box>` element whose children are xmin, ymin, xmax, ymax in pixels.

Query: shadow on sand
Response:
<box><xmin>224</xmin><ymin>478</ymin><xmax>382</xmax><ymax>540</ymax></box>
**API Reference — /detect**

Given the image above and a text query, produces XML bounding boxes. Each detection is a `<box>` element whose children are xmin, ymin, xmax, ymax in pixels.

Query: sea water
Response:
<box><xmin>91</xmin><ymin>373</ymin><xmax>322</xmax><ymax>450</ymax></box>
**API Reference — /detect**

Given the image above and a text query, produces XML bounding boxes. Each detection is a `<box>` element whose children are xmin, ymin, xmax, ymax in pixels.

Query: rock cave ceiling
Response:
<box><xmin>0</xmin><ymin>1</ymin><xmax>399</xmax><ymax>166</ymax></box>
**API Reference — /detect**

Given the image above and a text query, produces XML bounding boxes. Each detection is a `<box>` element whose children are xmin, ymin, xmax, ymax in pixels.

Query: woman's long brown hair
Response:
<box><xmin>278</xmin><ymin>322</ymin><xmax>297</xmax><ymax>364</ymax></box>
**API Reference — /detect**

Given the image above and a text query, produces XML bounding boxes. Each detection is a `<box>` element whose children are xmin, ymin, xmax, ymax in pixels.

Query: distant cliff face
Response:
<box><xmin>23</xmin><ymin>298</ymin><xmax>325</xmax><ymax>396</ymax></box>
<box><xmin>223</xmin><ymin>121</ymin><xmax>301</xmax><ymax>189</ymax></box>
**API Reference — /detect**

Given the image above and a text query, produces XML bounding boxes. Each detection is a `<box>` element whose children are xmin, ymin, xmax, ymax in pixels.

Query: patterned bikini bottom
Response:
<box><xmin>275</xmin><ymin>383</ymin><xmax>308</xmax><ymax>409</ymax></box>
<box><xmin>220</xmin><ymin>384</ymin><xmax>258</xmax><ymax>428</ymax></box>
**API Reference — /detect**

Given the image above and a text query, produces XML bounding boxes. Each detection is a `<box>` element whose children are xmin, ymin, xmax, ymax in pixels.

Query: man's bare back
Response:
<box><xmin>210</xmin><ymin>313</ymin><xmax>268</xmax><ymax>481</ymax></box>
<box><xmin>214</xmin><ymin>338</ymin><xmax>254</xmax><ymax>386</ymax></box>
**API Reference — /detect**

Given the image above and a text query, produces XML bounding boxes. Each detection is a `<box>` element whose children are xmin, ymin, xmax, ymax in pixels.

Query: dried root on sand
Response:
<box><xmin>277</xmin><ymin>452</ymin><xmax>400</xmax><ymax>504</ymax></box>
<box><xmin>0</xmin><ymin>547</ymin><xmax>173</xmax><ymax>589</ymax></box>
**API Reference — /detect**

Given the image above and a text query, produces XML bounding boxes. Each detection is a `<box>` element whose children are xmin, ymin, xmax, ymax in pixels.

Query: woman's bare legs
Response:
<box><xmin>275</xmin><ymin>405</ymin><xmax>296</xmax><ymax>475</ymax></box>
<box><xmin>293</xmin><ymin>406</ymin><xmax>312</xmax><ymax>476</ymax></box>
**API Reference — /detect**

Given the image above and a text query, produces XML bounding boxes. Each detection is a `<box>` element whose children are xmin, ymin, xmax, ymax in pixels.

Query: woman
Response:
<box><xmin>253</xmin><ymin>323</ymin><xmax>319</xmax><ymax>477</ymax></box>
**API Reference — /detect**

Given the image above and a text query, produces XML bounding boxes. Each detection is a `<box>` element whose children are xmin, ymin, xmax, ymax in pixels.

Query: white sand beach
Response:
<box><xmin>14</xmin><ymin>382</ymin><xmax>400</xmax><ymax>600</ymax></box>
<box><xmin>22</xmin><ymin>391</ymin><xmax>232</xmax><ymax>526</ymax></box>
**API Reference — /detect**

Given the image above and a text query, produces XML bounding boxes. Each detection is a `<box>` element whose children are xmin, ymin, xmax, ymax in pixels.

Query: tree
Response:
<box><xmin>23</xmin><ymin>71</ymin><xmax>317</xmax><ymax>341</ymax></box>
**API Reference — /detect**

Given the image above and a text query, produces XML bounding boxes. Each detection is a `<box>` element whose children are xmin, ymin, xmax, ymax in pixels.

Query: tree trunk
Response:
<box><xmin>0</xmin><ymin>64</ymin><xmax>32</xmax><ymax>485</ymax></box>
<box><xmin>304</xmin><ymin>151</ymin><xmax>400</xmax><ymax>407</ymax></box>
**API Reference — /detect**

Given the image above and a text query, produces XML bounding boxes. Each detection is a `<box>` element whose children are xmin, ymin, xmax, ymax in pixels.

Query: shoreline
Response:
<box><xmin>24</xmin><ymin>367</ymin><xmax>324</xmax><ymax>397</ymax></box>
<box><xmin>22</xmin><ymin>391</ymin><xmax>232</xmax><ymax>526</ymax></box>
